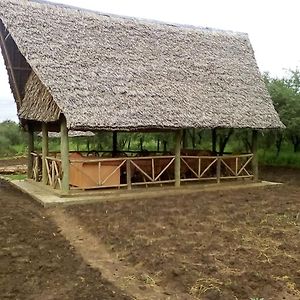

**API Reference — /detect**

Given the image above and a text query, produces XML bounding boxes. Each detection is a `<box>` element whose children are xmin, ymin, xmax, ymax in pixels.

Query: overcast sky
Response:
<box><xmin>1</xmin><ymin>0</ymin><xmax>299</xmax><ymax>122</ymax></box>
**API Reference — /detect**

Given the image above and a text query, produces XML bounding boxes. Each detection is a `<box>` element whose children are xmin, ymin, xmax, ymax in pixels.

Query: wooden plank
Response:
<box><xmin>220</xmin><ymin>158</ymin><xmax>235</xmax><ymax>176</ymax></box>
<box><xmin>60</xmin><ymin>117</ymin><xmax>70</xmax><ymax>192</ymax></box>
<box><xmin>45</xmin><ymin>158</ymin><xmax>52</xmax><ymax>186</ymax></box>
<box><xmin>199</xmin><ymin>158</ymin><xmax>217</xmax><ymax>177</ymax></box>
<box><xmin>237</xmin><ymin>156</ymin><xmax>253</xmax><ymax>176</ymax></box>
<box><xmin>181</xmin><ymin>157</ymin><xmax>199</xmax><ymax>178</ymax></box>
<box><xmin>101</xmin><ymin>160</ymin><xmax>126</xmax><ymax>185</ymax></box>
<box><xmin>130</xmin><ymin>160</ymin><xmax>153</xmax><ymax>182</ymax></box>
<box><xmin>154</xmin><ymin>157</ymin><xmax>175</xmax><ymax>181</ymax></box>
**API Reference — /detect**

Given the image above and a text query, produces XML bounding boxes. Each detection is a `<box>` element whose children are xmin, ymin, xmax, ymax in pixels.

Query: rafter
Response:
<box><xmin>0</xmin><ymin>23</ymin><xmax>22</xmax><ymax>106</ymax></box>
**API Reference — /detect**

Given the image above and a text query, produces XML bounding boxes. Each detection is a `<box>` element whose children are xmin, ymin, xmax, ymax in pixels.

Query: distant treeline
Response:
<box><xmin>0</xmin><ymin>69</ymin><xmax>299</xmax><ymax>167</ymax></box>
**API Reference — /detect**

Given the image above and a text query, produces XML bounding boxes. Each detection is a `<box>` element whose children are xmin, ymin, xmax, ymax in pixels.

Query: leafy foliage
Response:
<box><xmin>264</xmin><ymin>69</ymin><xmax>300</xmax><ymax>152</ymax></box>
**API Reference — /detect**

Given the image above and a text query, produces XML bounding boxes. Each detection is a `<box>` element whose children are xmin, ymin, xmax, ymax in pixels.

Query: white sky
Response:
<box><xmin>1</xmin><ymin>0</ymin><xmax>299</xmax><ymax>122</ymax></box>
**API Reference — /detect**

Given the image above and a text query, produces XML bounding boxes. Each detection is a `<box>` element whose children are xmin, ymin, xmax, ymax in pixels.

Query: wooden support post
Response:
<box><xmin>42</xmin><ymin>123</ymin><xmax>48</xmax><ymax>185</ymax></box>
<box><xmin>112</xmin><ymin>132</ymin><xmax>118</xmax><ymax>157</ymax></box>
<box><xmin>212</xmin><ymin>128</ymin><xmax>217</xmax><ymax>155</ymax></box>
<box><xmin>174</xmin><ymin>130</ymin><xmax>182</xmax><ymax>187</ymax></box>
<box><xmin>252</xmin><ymin>129</ymin><xmax>259</xmax><ymax>181</ymax></box>
<box><xmin>126</xmin><ymin>159</ymin><xmax>132</xmax><ymax>190</ymax></box>
<box><xmin>27</xmin><ymin>126</ymin><xmax>34</xmax><ymax>179</ymax></box>
<box><xmin>216</xmin><ymin>156</ymin><xmax>221</xmax><ymax>184</ymax></box>
<box><xmin>61</xmin><ymin>117</ymin><xmax>70</xmax><ymax>193</ymax></box>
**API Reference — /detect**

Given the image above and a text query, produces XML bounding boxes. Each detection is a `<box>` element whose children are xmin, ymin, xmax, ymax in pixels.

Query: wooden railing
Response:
<box><xmin>45</xmin><ymin>157</ymin><xmax>63</xmax><ymax>189</ymax></box>
<box><xmin>31</xmin><ymin>153</ymin><xmax>254</xmax><ymax>190</ymax></box>
<box><xmin>180</xmin><ymin>154</ymin><xmax>253</xmax><ymax>183</ymax></box>
<box><xmin>69</xmin><ymin>154</ymin><xmax>253</xmax><ymax>190</ymax></box>
<box><xmin>31</xmin><ymin>152</ymin><xmax>42</xmax><ymax>182</ymax></box>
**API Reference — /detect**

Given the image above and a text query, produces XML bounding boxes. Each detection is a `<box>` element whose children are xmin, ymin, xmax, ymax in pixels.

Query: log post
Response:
<box><xmin>174</xmin><ymin>130</ymin><xmax>182</xmax><ymax>187</ymax></box>
<box><xmin>126</xmin><ymin>159</ymin><xmax>132</xmax><ymax>190</ymax></box>
<box><xmin>42</xmin><ymin>122</ymin><xmax>48</xmax><ymax>185</ymax></box>
<box><xmin>61</xmin><ymin>117</ymin><xmax>70</xmax><ymax>193</ymax></box>
<box><xmin>27</xmin><ymin>126</ymin><xmax>34</xmax><ymax>179</ymax></box>
<box><xmin>251</xmin><ymin>129</ymin><xmax>259</xmax><ymax>181</ymax></box>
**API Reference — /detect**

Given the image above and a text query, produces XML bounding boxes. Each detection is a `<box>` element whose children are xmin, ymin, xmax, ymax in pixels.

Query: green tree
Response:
<box><xmin>264</xmin><ymin>70</ymin><xmax>300</xmax><ymax>152</ymax></box>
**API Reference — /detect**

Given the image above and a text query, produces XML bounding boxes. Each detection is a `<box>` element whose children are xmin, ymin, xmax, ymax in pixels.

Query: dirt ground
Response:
<box><xmin>0</xmin><ymin>156</ymin><xmax>27</xmax><ymax>167</ymax></box>
<box><xmin>1</xmin><ymin>164</ymin><xmax>299</xmax><ymax>299</ymax></box>
<box><xmin>65</xmin><ymin>167</ymin><xmax>300</xmax><ymax>300</ymax></box>
<box><xmin>0</xmin><ymin>180</ymin><xmax>131</xmax><ymax>300</ymax></box>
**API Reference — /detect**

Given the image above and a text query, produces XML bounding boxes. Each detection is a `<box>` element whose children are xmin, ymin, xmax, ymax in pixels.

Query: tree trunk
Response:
<box><xmin>139</xmin><ymin>138</ymin><xmax>144</xmax><ymax>151</ymax></box>
<box><xmin>212</xmin><ymin>129</ymin><xmax>217</xmax><ymax>155</ymax></box>
<box><xmin>163</xmin><ymin>141</ymin><xmax>168</xmax><ymax>153</ymax></box>
<box><xmin>219</xmin><ymin>129</ymin><xmax>234</xmax><ymax>156</ymax></box>
<box><xmin>127</xmin><ymin>138</ymin><xmax>131</xmax><ymax>151</ymax></box>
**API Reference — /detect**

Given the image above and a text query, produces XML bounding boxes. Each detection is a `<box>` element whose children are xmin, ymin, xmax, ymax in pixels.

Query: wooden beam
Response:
<box><xmin>0</xmin><ymin>24</ymin><xmax>22</xmax><ymax>106</ymax></box>
<box><xmin>27</xmin><ymin>126</ymin><xmax>34</xmax><ymax>179</ymax></box>
<box><xmin>174</xmin><ymin>130</ymin><xmax>182</xmax><ymax>187</ymax></box>
<box><xmin>60</xmin><ymin>117</ymin><xmax>70</xmax><ymax>193</ymax></box>
<box><xmin>42</xmin><ymin>123</ymin><xmax>49</xmax><ymax>185</ymax></box>
<box><xmin>251</xmin><ymin>130</ymin><xmax>259</xmax><ymax>181</ymax></box>
<box><xmin>9</xmin><ymin>66</ymin><xmax>32</xmax><ymax>71</ymax></box>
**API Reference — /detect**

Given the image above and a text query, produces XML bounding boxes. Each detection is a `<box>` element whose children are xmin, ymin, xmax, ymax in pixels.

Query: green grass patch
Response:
<box><xmin>2</xmin><ymin>174</ymin><xmax>27</xmax><ymax>181</ymax></box>
<box><xmin>258</xmin><ymin>149</ymin><xmax>300</xmax><ymax>168</ymax></box>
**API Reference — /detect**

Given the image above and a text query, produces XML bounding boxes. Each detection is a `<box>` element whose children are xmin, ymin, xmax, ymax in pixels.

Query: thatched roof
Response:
<box><xmin>0</xmin><ymin>0</ymin><xmax>284</xmax><ymax>130</ymax></box>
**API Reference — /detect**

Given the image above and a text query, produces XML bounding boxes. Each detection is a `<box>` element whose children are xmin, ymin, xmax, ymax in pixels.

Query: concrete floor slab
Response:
<box><xmin>4</xmin><ymin>178</ymin><xmax>282</xmax><ymax>207</ymax></box>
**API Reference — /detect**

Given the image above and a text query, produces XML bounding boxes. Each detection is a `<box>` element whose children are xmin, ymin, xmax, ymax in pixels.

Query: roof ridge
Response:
<box><xmin>27</xmin><ymin>0</ymin><xmax>248</xmax><ymax>37</ymax></box>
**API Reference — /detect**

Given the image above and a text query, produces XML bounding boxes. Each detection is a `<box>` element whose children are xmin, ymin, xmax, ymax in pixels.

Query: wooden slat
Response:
<box><xmin>200</xmin><ymin>158</ymin><xmax>217</xmax><ymax>178</ymax></box>
<box><xmin>130</xmin><ymin>160</ymin><xmax>153</xmax><ymax>182</ymax></box>
<box><xmin>181</xmin><ymin>157</ymin><xmax>199</xmax><ymax>178</ymax></box>
<box><xmin>237</xmin><ymin>156</ymin><xmax>253</xmax><ymax>176</ymax></box>
<box><xmin>101</xmin><ymin>160</ymin><xmax>126</xmax><ymax>185</ymax></box>
<box><xmin>154</xmin><ymin>157</ymin><xmax>175</xmax><ymax>181</ymax></box>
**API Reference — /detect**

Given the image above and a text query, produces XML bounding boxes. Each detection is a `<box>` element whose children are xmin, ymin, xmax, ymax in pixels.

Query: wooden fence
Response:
<box><xmin>30</xmin><ymin>153</ymin><xmax>254</xmax><ymax>190</ymax></box>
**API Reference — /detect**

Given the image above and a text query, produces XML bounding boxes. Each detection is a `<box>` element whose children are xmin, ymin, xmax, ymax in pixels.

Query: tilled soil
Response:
<box><xmin>0</xmin><ymin>180</ymin><xmax>131</xmax><ymax>300</ymax></box>
<box><xmin>66</xmin><ymin>167</ymin><xmax>300</xmax><ymax>300</ymax></box>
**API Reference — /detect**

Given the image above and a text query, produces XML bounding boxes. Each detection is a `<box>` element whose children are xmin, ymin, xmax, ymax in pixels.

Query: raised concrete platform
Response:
<box><xmin>5</xmin><ymin>178</ymin><xmax>282</xmax><ymax>207</ymax></box>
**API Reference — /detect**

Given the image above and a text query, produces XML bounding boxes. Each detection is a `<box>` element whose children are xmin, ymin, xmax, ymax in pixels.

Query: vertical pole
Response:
<box><xmin>61</xmin><ymin>117</ymin><xmax>70</xmax><ymax>192</ymax></box>
<box><xmin>42</xmin><ymin>123</ymin><xmax>48</xmax><ymax>185</ymax></box>
<box><xmin>212</xmin><ymin>128</ymin><xmax>217</xmax><ymax>155</ymax></box>
<box><xmin>27</xmin><ymin>125</ymin><xmax>34</xmax><ymax>179</ymax></box>
<box><xmin>174</xmin><ymin>129</ymin><xmax>182</xmax><ymax>187</ymax></box>
<box><xmin>112</xmin><ymin>132</ymin><xmax>118</xmax><ymax>157</ymax></box>
<box><xmin>252</xmin><ymin>129</ymin><xmax>259</xmax><ymax>181</ymax></box>
<box><xmin>126</xmin><ymin>159</ymin><xmax>132</xmax><ymax>190</ymax></box>
<box><xmin>216</xmin><ymin>156</ymin><xmax>221</xmax><ymax>184</ymax></box>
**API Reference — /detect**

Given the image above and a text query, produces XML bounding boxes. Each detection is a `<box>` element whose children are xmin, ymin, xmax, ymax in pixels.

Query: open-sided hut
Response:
<box><xmin>0</xmin><ymin>0</ymin><xmax>284</xmax><ymax>193</ymax></box>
